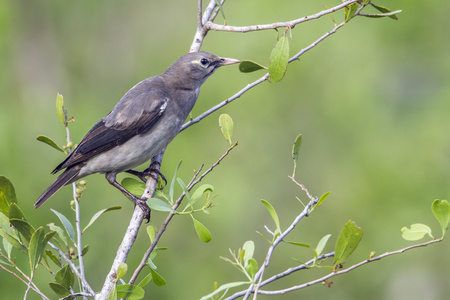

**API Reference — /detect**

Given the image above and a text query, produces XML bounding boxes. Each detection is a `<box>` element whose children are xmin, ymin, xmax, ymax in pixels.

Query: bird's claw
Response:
<box><xmin>126</xmin><ymin>167</ymin><xmax>167</xmax><ymax>188</ymax></box>
<box><xmin>134</xmin><ymin>198</ymin><xmax>151</xmax><ymax>223</ymax></box>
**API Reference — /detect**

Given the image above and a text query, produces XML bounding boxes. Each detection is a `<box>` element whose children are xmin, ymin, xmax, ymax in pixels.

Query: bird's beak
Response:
<box><xmin>218</xmin><ymin>57</ymin><xmax>241</xmax><ymax>66</ymax></box>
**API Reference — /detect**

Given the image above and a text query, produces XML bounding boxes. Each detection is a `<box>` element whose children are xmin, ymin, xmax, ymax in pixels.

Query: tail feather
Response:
<box><xmin>35</xmin><ymin>166</ymin><xmax>82</xmax><ymax>209</ymax></box>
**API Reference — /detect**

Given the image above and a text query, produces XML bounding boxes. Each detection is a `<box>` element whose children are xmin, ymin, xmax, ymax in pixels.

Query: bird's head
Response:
<box><xmin>163</xmin><ymin>51</ymin><xmax>240</xmax><ymax>88</ymax></box>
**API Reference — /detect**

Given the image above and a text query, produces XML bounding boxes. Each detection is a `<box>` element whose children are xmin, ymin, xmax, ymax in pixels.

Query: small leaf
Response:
<box><xmin>371</xmin><ymin>4</ymin><xmax>400</xmax><ymax>20</ymax></box>
<box><xmin>219</xmin><ymin>114</ymin><xmax>234</xmax><ymax>145</ymax></box>
<box><xmin>334</xmin><ymin>220</ymin><xmax>363</xmax><ymax>269</ymax></box>
<box><xmin>48</xmin><ymin>223</ymin><xmax>68</xmax><ymax>247</ymax></box>
<box><xmin>81</xmin><ymin>245</ymin><xmax>89</xmax><ymax>256</ymax></box>
<box><xmin>117</xmin><ymin>284</ymin><xmax>145</xmax><ymax>300</ymax></box>
<box><xmin>46</xmin><ymin>249</ymin><xmax>61</xmax><ymax>266</ymax></box>
<box><xmin>268</xmin><ymin>33</ymin><xmax>290</xmax><ymax>82</ymax></box>
<box><xmin>242</xmin><ymin>240</ymin><xmax>255</xmax><ymax>265</ymax></box>
<box><xmin>121</xmin><ymin>178</ymin><xmax>145</xmax><ymax>197</ymax></box>
<box><xmin>169</xmin><ymin>161</ymin><xmax>182</xmax><ymax>203</ymax></box>
<box><xmin>315</xmin><ymin>234</ymin><xmax>332</xmax><ymax>257</ymax></box>
<box><xmin>401</xmin><ymin>223</ymin><xmax>433</xmax><ymax>241</ymax></box>
<box><xmin>192</xmin><ymin>216</ymin><xmax>212</xmax><ymax>243</ymax></box>
<box><xmin>147</xmin><ymin>198</ymin><xmax>174</xmax><ymax>212</ymax></box>
<box><xmin>49</xmin><ymin>282</ymin><xmax>70</xmax><ymax>297</ymax></box>
<box><xmin>108</xmin><ymin>284</ymin><xmax>117</xmax><ymax>300</ymax></box>
<box><xmin>191</xmin><ymin>184</ymin><xmax>214</xmax><ymax>204</ymax></box>
<box><xmin>146</xmin><ymin>226</ymin><xmax>155</xmax><ymax>243</ymax></box>
<box><xmin>0</xmin><ymin>176</ymin><xmax>17</xmax><ymax>215</ymax></box>
<box><xmin>37</xmin><ymin>135</ymin><xmax>64</xmax><ymax>152</ymax></box>
<box><xmin>292</xmin><ymin>134</ymin><xmax>302</xmax><ymax>178</ymax></box>
<box><xmin>117</xmin><ymin>263</ymin><xmax>128</xmax><ymax>281</ymax></box>
<box><xmin>29</xmin><ymin>227</ymin><xmax>46</xmax><ymax>273</ymax></box>
<box><xmin>199</xmin><ymin>281</ymin><xmax>249</xmax><ymax>300</ymax></box>
<box><xmin>245</xmin><ymin>258</ymin><xmax>258</xmax><ymax>279</ymax></box>
<box><xmin>10</xmin><ymin>219</ymin><xmax>35</xmax><ymax>244</ymax></box>
<box><xmin>51</xmin><ymin>209</ymin><xmax>75</xmax><ymax>243</ymax></box>
<box><xmin>54</xmin><ymin>264</ymin><xmax>74</xmax><ymax>289</ymax></box>
<box><xmin>431</xmin><ymin>199</ymin><xmax>450</xmax><ymax>237</ymax></box>
<box><xmin>238</xmin><ymin>60</ymin><xmax>267</xmax><ymax>73</ymax></box>
<box><xmin>149</xmin><ymin>268</ymin><xmax>166</xmax><ymax>287</ymax></box>
<box><xmin>137</xmin><ymin>273</ymin><xmax>153</xmax><ymax>288</ymax></box>
<box><xmin>284</xmin><ymin>240</ymin><xmax>310</xmax><ymax>247</ymax></box>
<box><xmin>83</xmin><ymin>206</ymin><xmax>121</xmax><ymax>233</ymax></box>
<box><xmin>213</xmin><ymin>0</ymin><xmax>227</xmax><ymax>25</ymax></box>
<box><xmin>344</xmin><ymin>3</ymin><xmax>359</xmax><ymax>22</ymax></box>
<box><xmin>260</xmin><ymin>199</ymin><xmax>280</xmax><ymax>233</ymax></box>
<box><xmin>315</xmin><ymin>192</ymin><xmax>330</xmax><ymax>208</ymax></box>
<box><xmin>0</xmin><ymin>228</ymin><xmax>27</xmax><ymax>253</ymax></box>
<box><xmin>56</xmin><ymin>93</ymin><xmax>66</xmax><ymax>125</ymax></box>
<box><xmin>8</xmin><ymin>203</ymin><xmax>26</xmax><ymax>220</ymax></box>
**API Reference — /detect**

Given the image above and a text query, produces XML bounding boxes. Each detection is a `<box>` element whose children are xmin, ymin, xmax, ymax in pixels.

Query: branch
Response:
<box><xmin>129</xmin><ymin>143</ymin><xmax>237</xmax><ymax>284</ymax></box>
<box><xmin>205</xmin><ymin>0</ymin><xmax>360</xmax><ymax>33</ymax></box>
<box><xmin>48</xmin><ymin>242</ymin><xmax>96</xmax><ymax>297</ymax></box>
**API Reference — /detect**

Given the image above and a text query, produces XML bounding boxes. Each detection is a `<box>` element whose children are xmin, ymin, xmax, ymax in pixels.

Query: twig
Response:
<box><xmin>48</xmin><ymin>242</ymin><xmax>96</xmax><ymax>297</ymax></box>
<box><xmin>129</xmin><ymin>143</ymin><xmax>237</xmax><ymax>284</ymax></box>
<box><xmin>205</xmin><ymin>0</ymin><xmax>360</xmax><ymax>33</ymax></box>
<box><xmin>234</xmin><ymin>239</ymin><xmax>442</xmax><ymax>297</ymax></box>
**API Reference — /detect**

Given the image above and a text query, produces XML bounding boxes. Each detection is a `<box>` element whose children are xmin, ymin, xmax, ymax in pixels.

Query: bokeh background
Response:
<box><xmin>1</xmin><ymin>0</ymin><xmax>449</xmax><ymax>299</ymax></box>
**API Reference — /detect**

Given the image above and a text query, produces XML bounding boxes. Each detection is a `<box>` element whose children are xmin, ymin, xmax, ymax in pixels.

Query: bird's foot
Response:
<box><xmin>126</xmin><ymin>165</ymin><xmax>167</xmax><ymax>188</ymax></box>
<box><xmin>133</xmin><ymin>197</ymin><xmax>151</xmax><ymax>223</ymax></box>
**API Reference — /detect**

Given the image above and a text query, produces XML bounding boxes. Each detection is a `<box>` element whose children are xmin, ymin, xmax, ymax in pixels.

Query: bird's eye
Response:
<box><xmin>200</xmin><ymin>58</ymin><xmax>209</xmax><ymax>66</ymax></box>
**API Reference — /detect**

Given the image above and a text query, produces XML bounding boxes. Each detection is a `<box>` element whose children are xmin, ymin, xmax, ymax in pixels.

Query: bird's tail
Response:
<box><xmin>34</xmin><ymin>166</ymin><xmax>82</xmax><ymax>209</ymax></box>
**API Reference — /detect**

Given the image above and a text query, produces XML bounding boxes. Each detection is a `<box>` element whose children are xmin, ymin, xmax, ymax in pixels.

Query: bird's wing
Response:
<box><xmin>52</xmin><ymin>86</ymin><xmax>168</xmax><ymax>173</ymax></box>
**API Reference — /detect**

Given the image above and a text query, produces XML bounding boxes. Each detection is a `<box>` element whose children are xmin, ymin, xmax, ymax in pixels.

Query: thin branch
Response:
<box><xmin>48</xmin><ymin>242</ymin><xmax>96</xmax><ymax>296</ymax></box>
<box><xmin>205</xmin><ymin>0</ymin><xmax>359</xmax><ymax>33</ymax></box>
<box><xmin>129</xmin><ymin>143</ymin><xmax>237</xmax><ymax>284</ymax></box>
<box><xmin>238</xmin><ymin>239</ymin><xmax>443</xmax><ymax>297</ymax></box>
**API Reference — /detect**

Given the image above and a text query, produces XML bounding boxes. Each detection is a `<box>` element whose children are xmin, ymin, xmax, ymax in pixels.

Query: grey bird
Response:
<box><xmin>35</xmin><ymin>51</ymin><xmax>240</xmax><ymax>218</ymax></box>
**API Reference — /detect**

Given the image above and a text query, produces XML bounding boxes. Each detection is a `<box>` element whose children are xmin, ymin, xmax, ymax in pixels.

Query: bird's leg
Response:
<box><xmin>125</xmin><ymin>161</ymin><xmax>167</xmax><ymax>187</ymax></box>
<box><xmin>105</xmin><ymin>172</ymin><xmax>151</xmax><ymax>222</ymax></box>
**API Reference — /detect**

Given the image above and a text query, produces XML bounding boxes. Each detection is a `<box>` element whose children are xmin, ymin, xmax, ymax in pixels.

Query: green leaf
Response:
<box><xmin>431</xmin><ymin>199</ymin><xmax>450</xmax><ymax>238</ymax></box>
<box><xmin>0</xmin><ymin>227</ymin><xmax>27</xmax><ymax>253</ymax></box>
<box><xmin>29</xmin><ymin>227</ymin><xmax>46</xmax><ymax>273</ymax></box>
<box><xmin>46</xmin><ymin>249</ymin><xmax>61</xmax><ymax>266</ymax></box>
<box><xmin>315</xmin><ymin>192</ymin><xmax>330</xmax><ymax>208</ymax></box>
<box><xmin>344</xmin><ymin>3</ymin><xmax>359</xmax><ymax>22</ymax></box>
<box><xmin>401</xmin><ymin>223</ymin><xmax>433</xmax><ymax>241</ymax></box>
<box><xmin>371</xmin><ymin>4</ymin><xmax>400</xmax><ymax>20</ymax></box>
<box><xmin>49</xmin><ymin>282</ymin><xmax>70</xmax><ymax>297</ymax></box>
<box><xmin>47</xmin><ymin>223</ymin><xmax>68</xmax><ymax>247</ymax></box>
<box><xmin>147</xmin><ymin>198</ymin><xmax>174</xmax><ymax>212</ymax></box>
<box><xmin>284</xmin><ymin>240</ymin><xmax>310</xmax><ymax>247</ymax></box>
<box><xmin>117</xmin><ymin>263</ymin><xmax>128</xmax><ymax>281</ymax></box>
<box><xmin>238</xmin><ymin>60</ymin><xmax>267</xmax><ymax>73</ymax></box>
<box><xmin>177</xmin><ymin>178</ymin><xmax>192</xmax><ymax>206</ymax></box>
<box><xmin>245</xmin><ymin>258</ymin><xmax>258</xmax><ymax>279</ymax></box>
<box><xmin>146</xmin><ymin>226</ymin><xmax>155</xmax><ymax>243</ymax></box>
<box><xmin>199</xmin><ymin>281</ymin><xmax>249</xmax><ymax>300</ymax></box>
<box><xmin>54</xmin><ymin>264</ymin><xmax>74</xmax><ymax>288</ymax></box>
<box><xmin>10</xmin><ymin>219</ymin><xmax>35</xmax><ymax>244</ymax></box>
<box><xmin>8</xmin><ymin>203</ymin><xmax>26</xmax><ymax>220</ymax></box>
<box><xmin>0</xmin><ymin>176</ymin><xmax>17</xmax><ymax>215</ymax></box>
<box><xmin>315</xmin><ymin>234</ymin><xmax>331</xmax><ymax>257</ymax></box>
<box><xmin>56</xmin><ymin>93</ymin><xmax>66</xmax><ymax>125</ymax></box>
<box><xmin>292</xmin><ymin>134</ymin><xmax>302</xmax><ymax>178</ymax></box>
<box><xmin>36</xmin><ymin>135</ymin><xmax>64</xmax><ymax>152</ymax></box>
<box><xmin>213</xmin><ymin>0</ymin><xmax>227</xmax><ymax>24</ymax></box>
<box><xmin>117</xmin><ymin>284</ymin><xmax>145</xmax><ymax>300</ymax></box>
<box><xmin>219</xmin><ymin>114</ymin><xmax>234</xmax><ymax>145</ymax></box>
<box><xmin>149</xmin><ymin>268</ymin><xmax>166</xmax><ymax>287</ymax></box>
<box><xmin>191</xmin><ymin>184</ymin><xmax>214</xmax><ymax>204</ymax></box>
<box><xmin>169</xmin><ymin>161</ymin><xmax>182</xmax><ymax>203</ymax></box>
<box><xmin>242</xmin><ymin>240</ymin><xmax>255</xmax><ymax>265</ymax></box>
<box><xmin>108</xmin><ymin>284</ymin><xmax>117</xmax><ymax>300</ymax></box>
<box><xmin>121</xmin><ymin>178</ymin><xmax>145</xmax><ymax>197</ymax></box>
<box><xmin>83</xmin><ymin>206</ymin><xmax>121</xmax><ymax>233</ymax></box>
<box><xmin>81</xmin><ymin>244</ymin><xmax>89</xmax><ymax>256</ymax></box>
<box><xmin>192</xmin><ymin>216</ymin><xmax>212</xmax><ymax>243</ymax></box>
<box><xmin>334</xmin><ymin>220</ymin><xmax>363</xmax><ymax>269</ymax></box>
<box><xmin>137</xmin><ymin>273</ymin><xmax>153</xmax><ymax>288</ymax></box>
<box><xmin>260</xmin><ymin>199</ymin><xmax>280</xmax><ymax>234</ymax></box>
<box><xmin>268</xmin><ymin>33</ymin><xmax>289</xmax><ymax>82</ymax></box>
<box><xmin>51</xmin><ymin>209</ymin><xmax>75</xmax><ymax>243</ymax></box>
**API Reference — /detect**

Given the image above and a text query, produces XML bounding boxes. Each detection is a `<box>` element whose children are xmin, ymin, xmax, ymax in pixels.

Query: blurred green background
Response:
<box><xmin>1</xmin><ymin>0</ymin><xmax>449</xmax><ymax>299</ymax></box>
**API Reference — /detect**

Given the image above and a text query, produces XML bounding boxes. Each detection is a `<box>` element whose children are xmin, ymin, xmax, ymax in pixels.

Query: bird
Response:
<box><xmin>35</xmin><ymin>51</ymin><xmax>240</xmax><ymax>219</ymax></box>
